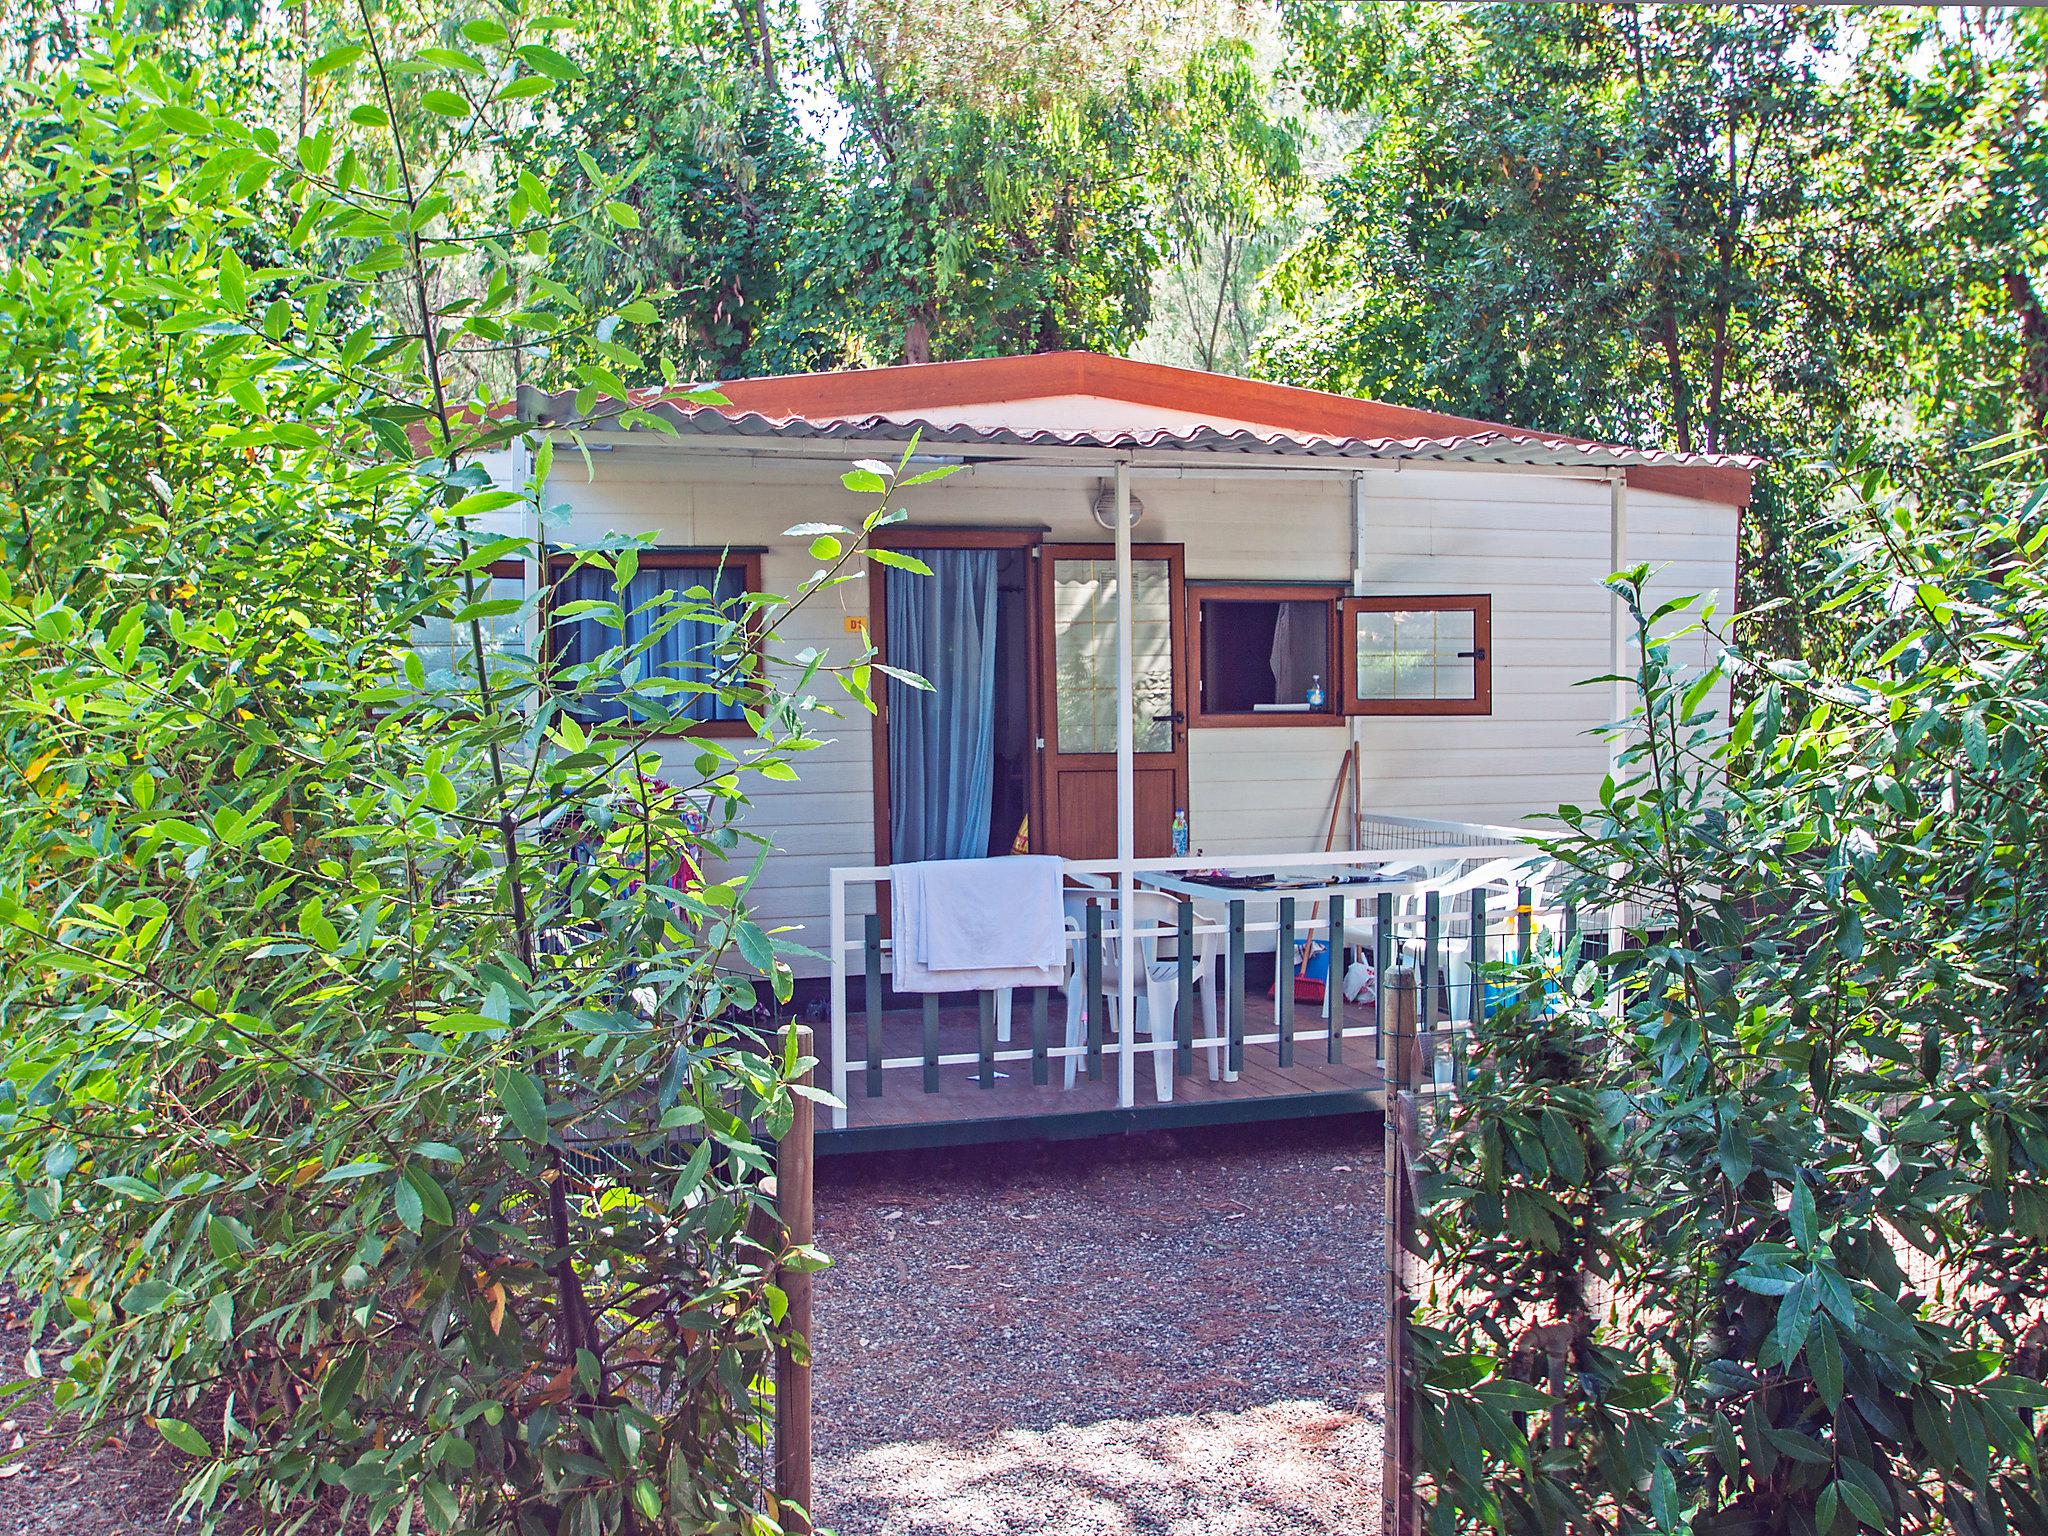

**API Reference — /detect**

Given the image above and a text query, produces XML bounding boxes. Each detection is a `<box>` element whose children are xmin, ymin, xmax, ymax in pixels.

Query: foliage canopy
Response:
<box><xmin>0</xmin><ymin>6</ymin><xmax>946</xmax><ymax>1531</ymax></box>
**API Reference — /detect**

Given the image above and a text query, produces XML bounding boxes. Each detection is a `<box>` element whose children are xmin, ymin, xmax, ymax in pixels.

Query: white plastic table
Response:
<box><xmin>1133</xmin><ymin>867</ymin><xmax>1437</xmax><ymax>1016</ymax></box>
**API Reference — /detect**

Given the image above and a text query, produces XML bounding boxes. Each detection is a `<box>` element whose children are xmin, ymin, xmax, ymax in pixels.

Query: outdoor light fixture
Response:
<box><xmin>1091</xmin><ymin>482</ymin><xmax>1145</xmax><ymax>530</ymax></box>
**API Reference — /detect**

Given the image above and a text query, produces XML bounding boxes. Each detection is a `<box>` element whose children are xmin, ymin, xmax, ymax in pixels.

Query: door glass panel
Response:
<box><xmin>1052</xmin><ymin>558</ymin><xmax>1174</xmax><ymax>753</ymax></box>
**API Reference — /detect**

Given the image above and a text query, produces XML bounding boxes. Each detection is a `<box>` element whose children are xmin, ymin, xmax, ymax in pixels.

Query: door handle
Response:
<box><xmin>1151</xmin><ymin>710</ymin><xmax>1186</xmax><ymax>724</ymax></box>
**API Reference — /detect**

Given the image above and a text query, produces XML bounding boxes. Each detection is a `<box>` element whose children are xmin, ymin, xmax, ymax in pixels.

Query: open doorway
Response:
<box><xmin>872</xmin><ymin>532</ymin><xmax>1039</xmax><ymax>865</ymax></box>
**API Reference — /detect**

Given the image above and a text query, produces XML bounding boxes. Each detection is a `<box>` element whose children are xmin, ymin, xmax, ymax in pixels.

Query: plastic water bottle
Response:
<box><xmin>1306</xmin><ymin>673</ymin><xmax>1326</xmax><ymax>709</ymax></box>
<box><xmin>1171</xmin><ymin>809</ymin><xmax>1189</xmax><ymax>857</ymax></box>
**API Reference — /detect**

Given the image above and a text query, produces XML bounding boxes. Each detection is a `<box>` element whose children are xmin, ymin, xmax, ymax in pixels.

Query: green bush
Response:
<box><xmin>0</xmin><ymin>13</ymin><xmax>939</xmax><ymax>1533</ymax></box>
<box><xmin>1411</xmin><ymin>469</ymin><xmax>2048</xmax><ymax>1533</ymax></box>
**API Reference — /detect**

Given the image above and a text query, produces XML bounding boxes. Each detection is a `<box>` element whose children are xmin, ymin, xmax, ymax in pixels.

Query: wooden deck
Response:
<box><xmin>818</xmin><ymin>992</ymin><xmax>1387</xmax><ymax>1151</ymax></box>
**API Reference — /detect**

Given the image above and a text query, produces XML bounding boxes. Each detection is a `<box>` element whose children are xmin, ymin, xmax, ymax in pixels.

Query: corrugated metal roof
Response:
<box><xmin>520</xmin><ymin>388</ymin><xmax>1760</xmax><ymax>474</ymax></box>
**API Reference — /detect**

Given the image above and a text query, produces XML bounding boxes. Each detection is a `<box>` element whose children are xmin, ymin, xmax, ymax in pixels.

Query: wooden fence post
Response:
<box><xmin>776</xmin><ymin>1026</ymin><xmax>816</xmax><ymax>1534</ymax></box>
<box><xmin>1383</xmin><ymin>965</ymin><xmax>1421</xmax><ymax>1536</ymax></box>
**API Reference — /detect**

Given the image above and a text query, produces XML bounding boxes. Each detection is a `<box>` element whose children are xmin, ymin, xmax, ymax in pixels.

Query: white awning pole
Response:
<box><xmin>1608</xmin><ymin>471</ymin><xmax>1630</xmax><ymax>777</ymax></box>
<box><xmin>1114</xmin><ymin>461</ymin><xmax>1137</xmax><ymax>1112</ymax></box>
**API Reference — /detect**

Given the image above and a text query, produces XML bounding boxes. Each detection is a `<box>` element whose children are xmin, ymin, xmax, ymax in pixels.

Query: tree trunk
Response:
<box><xmin>903</xmin><ymin>307</ymin><xmax>932</xmax><ymax>365</ymax></box>
<box><xmin>2005</xmin><ymin>270</ymin><xmax>2048</xmax><ymax>451</ymax></box>
<box><xmin>1660</xmin><ymin>309</ymin><xmax>1694</xmax><ymax>455</ymax></box>
<box><xmin>750</xmin><ymin>0</ymin><xmax>779</xmax><ymax>92</ymax></box>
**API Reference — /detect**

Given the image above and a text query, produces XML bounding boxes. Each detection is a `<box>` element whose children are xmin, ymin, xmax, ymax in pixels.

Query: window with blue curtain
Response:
<box><xmin>549</xmin><ymin>555</ymin><xmax>753</xmax><ymax>730</ymax></box>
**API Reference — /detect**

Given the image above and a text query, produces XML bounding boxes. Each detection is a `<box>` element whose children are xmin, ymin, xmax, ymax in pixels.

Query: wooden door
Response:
<box><xmin>1035</xmin><ymin>543</ymin><xmax>1189</xmax><ymax>860</ymax></box>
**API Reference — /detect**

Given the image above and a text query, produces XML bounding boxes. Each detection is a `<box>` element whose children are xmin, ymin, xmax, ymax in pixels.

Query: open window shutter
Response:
<box><xmin>1339</xmin><ymin>596</ymin><xmax>1492</xmax><ymax>717</ymax></box>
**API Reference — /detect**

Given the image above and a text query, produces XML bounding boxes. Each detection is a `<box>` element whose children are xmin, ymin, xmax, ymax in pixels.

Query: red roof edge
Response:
<box><xmin>705</xmin><ymin>352</ymin><xmax>1753</xmax><ymax>508</ymax></box>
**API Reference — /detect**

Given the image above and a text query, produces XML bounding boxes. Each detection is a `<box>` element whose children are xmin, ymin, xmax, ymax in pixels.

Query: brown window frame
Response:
<box><xmin>544</xmin><ymin>548</ymin><xmax>766</xmax><ymax>740</ymax></box>
<box><xmin>1185</xmin><ymin>582</ymin><xmax>1346</xmax><ymax>728</ymax></box>
<box><xmin>1340</xmin><ymin>594</ymin><xmax>1492</xmax><ymax>717</ymax></box>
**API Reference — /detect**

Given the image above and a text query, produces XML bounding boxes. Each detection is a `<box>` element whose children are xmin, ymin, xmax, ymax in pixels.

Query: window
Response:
<box><xmin>410</xmin><ymin>559</ymin><xmax>526</xmax><ymax>689</ymax></box>
<box><xmin>547</xmin><ymin>550</ymin><xmax>764</xmax><ymax>737</ymax></box>
<box><xmin>1187</xmin><ymin>584</ymin><xmax>1342</xmax><ymax>727</ymax></box>
<box><xmin>1341</xmin><ymin>595</ymin><xmax>1491</xmax><ymax>715</ymax></box>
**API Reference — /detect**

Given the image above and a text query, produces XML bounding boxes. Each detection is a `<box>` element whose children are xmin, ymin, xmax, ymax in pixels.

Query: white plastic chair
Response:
<box><xmin>1060</xmin><ymin>890</ymin><xmax>1222</xmax><ymax>1100</ymax></box>
<box><xmin>1395</xmin><ymin>857</ymin><xmax>1555</xmax><ymax>1022</ymax></box>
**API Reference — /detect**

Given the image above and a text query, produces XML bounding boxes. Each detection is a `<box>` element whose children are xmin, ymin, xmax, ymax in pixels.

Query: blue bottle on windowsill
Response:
<box><xmin>1171</xmin><ymin>809</ymin><xmax>1189</xmax><ymax>858</ymax></box>
<box><xmin>1306</xmin><ymin>673</ymin><xmax>1327</xmax><ymax>710</ymax></box>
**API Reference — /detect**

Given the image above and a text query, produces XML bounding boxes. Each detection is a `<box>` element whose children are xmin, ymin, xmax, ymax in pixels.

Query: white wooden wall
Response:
<box><xmin>526</xmin><ymin>450</ymin><xmax>1738</xmax><ymax>974</ymax></box>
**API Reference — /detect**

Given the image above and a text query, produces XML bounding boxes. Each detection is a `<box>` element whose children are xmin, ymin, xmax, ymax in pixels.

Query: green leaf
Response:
<box><xmin>417</xmin><ymin>46</ymin><xmax>487</xmax><ymax>74</ymax></box>
<box><xmin>605</xmin><ymin>200</ymin><xmax>641</xmax><ymax>229</ymax></box>
<box><xmin>394</xmin><ymin>1175</ymin><xmax>423</xmax><ymax>1233</ymax></box>
<box><xmin>1807</xmin><ymin>1313</ymin><xmax>1844</xmax><ymax>1411</ymax></box>
<box><xmin>1790</xmin><ymin>1175</ymin><xmax>1818</xmax><ymax>1249</ymax></box>
<box><xmin>733</xmin><ymin>920</ymin><xmax>776</xmax><ymax>974</ymax></box>
<box><xmin>298</xmin><ymin>897</ymin><xmax>340</xmax><ymax>951</ymax></box>
<box><xmin>206</xmin><ymin>1215</ymin><xmax>250</xmax><ymax>1263</ymax></box>
<box><xmin>1717</xmin><ymin>1115</ymin><xmax>1753</xmax><ymax>1187</ymax></box>
<box><xmin>319</xmin><ymin>1348</ymin><xmax>367</xmax><ymax>1423</ymax></box>
<box><xmin>1769</xmin><ymin>1277</ymin><xmax>1815</xmax><ymax>1365</ymax></box>
<box><xmin>122</xmin><ymin>1278</ymin><xmax>174</xmax><ymax>1314</ymax></box>
<box><xmin>494</xmin><ymin>1066</ymin><xmax>549</xmax><ymax>1144</ymax></box>
<box><xmin>515</xmin><ymin>43</ymin><xmax>582</xmax><ymax>80</ymax></box>
<box><xmin>866</xmin><ymin>548</ymin><xmax>931</xmax><ymax>575</ymax></box>
<box><xmin>421</xmin><ymin>89</ymin><xmax>473</xmax><ymax>118</ymax></box>
<box><xmin>1763</xmin><ymin>1425</ymin><xmax>1832</xmax><ymax>1466</ymax></box>
<box><xmin>308</xmin><ymin>43</ymin><xmax>363</xmax><ymax>75</ymax></box>
<box><xmin>422</xmin><ymin>1478</ymin><xmax>460</xmax><ymax>1532</ymax></box>
<box><xmin>633</xmin><ymin>1479</ymin><xmax>662</xmax><ymax>1521</ymax></box>
<box><xmin>403</xmin><ymin>1164</ymin><xmax>454</xmax><ymax>1226</ymax></box>
<box><xmin>318</xmin><ymin>1160</ymin><xmax>389</xmax><ymax>1182</ymax></box>
<box><xmin>426</xmin><ymin>771</ymin><xmax>456</xmax><ymax>812</ymax></box>
<box><xmin>155</xmin><ymin>1418</ymin><xmax>212</xmax><ymax>1457</ymax></box>
<box><xmin>1839</xmin><ymin>1477</ymin><xmax>1886</xmax><ymax>1528</ymax></box>
<box><xmin>157</xmin><ymin>105</ymin><xmax>213</xmax><ymax>135</ymax></box>
<box><xmin>873</xmin><ymin>662</ymin><xmax>932</xmax><ymax>692</ymax></box>
<box><xmin>1817</xmin><ymin>1481</ymin><xmax>1841</xmax><ymax>1535</ymax></box>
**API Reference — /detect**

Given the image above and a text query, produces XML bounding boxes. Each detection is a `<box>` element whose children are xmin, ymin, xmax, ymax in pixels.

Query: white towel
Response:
<box><xmin>891</xmin><ymin>856</ymin><xmax>1067</xmax><ymax>993</ymax></box>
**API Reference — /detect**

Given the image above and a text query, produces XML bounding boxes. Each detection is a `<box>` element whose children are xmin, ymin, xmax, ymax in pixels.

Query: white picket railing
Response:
<box><xmin>822</xmin><ymin>816</ymin><xmax>1595</xmax><ymax>1130</ymax></box>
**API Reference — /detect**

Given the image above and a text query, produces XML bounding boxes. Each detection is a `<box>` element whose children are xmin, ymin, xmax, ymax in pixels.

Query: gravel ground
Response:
<box><xmin>0</xmin><ymin>1295</ymin><xmax>190</xmax><ymax>1536</ymax></box>
<box><xmin>0</xmin><ymin>1116</ymin><xmax>1387</xmax><ymax>1536</ymax></box>
<box><xmin>812</xmin><ymin>1116</ymin><xmax>1387</xmax><ymax>1536</ymax></box>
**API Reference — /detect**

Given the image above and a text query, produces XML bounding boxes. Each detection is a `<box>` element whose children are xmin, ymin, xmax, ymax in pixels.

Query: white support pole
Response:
<box><xmin>1608</xmin><ymin>471</ymin><xmax>1630</xmax><ymax>777</ymax></box>
<box><xmin>1349</xmin><ymin>470</ymin><xmax>1369</xmax><ymax>598</ymax></box>
<box><xmin>828</xmin><ymin>871</ymin><xmax>849</xmax><ymax>1130</ymax></box>
<box><xmin>1348</xmin><ymin>470</ymin><xmax>1368</xmax><ymax>829</ymax></box>
<box><xmin>1113</xmin><ymin>461</ymin><xmax>1138</xmax><ymax>1111</ymax></box>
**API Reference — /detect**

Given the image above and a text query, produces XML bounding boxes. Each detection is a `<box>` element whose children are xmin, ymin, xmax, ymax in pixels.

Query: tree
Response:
<box><xmin>804</xmin><ymin>0</ymin><xmax>1291</xmax><ymax>363</ymax></box>
<box><xmin>1135</xmin><ymin>36</ymin><xmax>1303</xmax><ymax>375</ymax></box>
<box><xmin>1838</xmin><ymin>8</ymin><xmax>2048</xmax><ymax>460</ymax></box>
<box><xmin>1264</xmin><ymin>5</ymin><xmax>1875</xmax><ymax>653</ymax></box>
<box><xmin>530</xmin><ymin>0</ymin><xmax>854</xmax><ymax>380</ymax></box>
<box><xmin>0</xmin><ymin>7</ymin><xmax>942</xmax><ymax>1530</ymax></box>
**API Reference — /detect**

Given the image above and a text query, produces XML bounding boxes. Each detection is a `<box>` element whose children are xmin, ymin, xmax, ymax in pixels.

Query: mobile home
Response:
<box><xmin>499</xmin><ymin>354</ymin><xmax>1751</xmax><ymax>1150</ymax></box>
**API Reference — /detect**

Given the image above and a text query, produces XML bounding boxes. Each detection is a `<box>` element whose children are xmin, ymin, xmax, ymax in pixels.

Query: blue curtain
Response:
<box><xmin>888</xmin><ymin>549</ymin><xmax>999</xmax><ymax>862</ymax></box>
<box><xmin>553</xmin><ymin>561</ymin><xmax>749</xmax><ymax>725</ymax></box>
